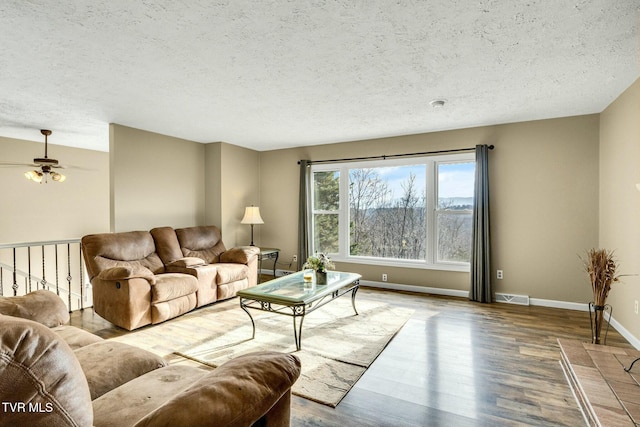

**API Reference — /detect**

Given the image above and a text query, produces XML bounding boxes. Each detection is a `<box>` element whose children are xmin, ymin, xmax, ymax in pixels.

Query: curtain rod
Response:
<box><xmin>297</xmin><ymin>145</ymin><xmax>494</xmax><ymax>165</ymax></box>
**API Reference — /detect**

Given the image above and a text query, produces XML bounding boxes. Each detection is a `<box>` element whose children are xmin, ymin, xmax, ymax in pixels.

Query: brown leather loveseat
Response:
<box><xmin>82</xmin><ymin>226</ymin><xmax>259</xmax><ymax>330</ymax></box>
<box><xmin>0</xmin><ymin>290</ymin><xmax>301</xmax><ymax>427</ymax></box>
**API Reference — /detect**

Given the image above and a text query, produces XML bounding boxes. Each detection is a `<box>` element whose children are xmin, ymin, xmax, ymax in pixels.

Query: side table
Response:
<box><xmin>258</xmin><ymin>247</ymin><xmax>280</xmax><ymax>283</ymax></box>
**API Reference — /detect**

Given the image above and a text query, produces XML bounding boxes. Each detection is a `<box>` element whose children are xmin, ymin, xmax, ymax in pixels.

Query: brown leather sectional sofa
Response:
<box><xmin>82</xmin><ymin>225</ymin><xmax>260</xmax><ymax>330</ymax></box>
<box><xmin>0</xmin><ymin>290</ymin><xmax>301</xmax><ymax>427</ymax></box>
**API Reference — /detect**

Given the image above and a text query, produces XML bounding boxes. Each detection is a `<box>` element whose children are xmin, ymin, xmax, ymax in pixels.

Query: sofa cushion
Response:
<box><xmin>215</xmin><ymin>263</ymin><xmax>249</xmax><ymax>285</ymax></box>
<box><xmin>92</xmin><ymin>364</ymin><xmax>206</xmax><ymax>427</ymax></box>
<box><xmin>132</xmin><ymin>352</ymin><xmax>301</xmax><ymax>427</ymax></box>
<box><xmin>0</xmin><ymin>315</ymin><xmax>93</xmax><ymax>427</ymax></box>
<box><xmin>175</xmin><ymin>226</ymin><xmax>227</xmax><ymax>264</ymax></box>
<box><xmin>94</xmin><ymin>256</ymin><xmax>164</xmax><ymax>278</ymax></box>
<box><xmin>52</xmin><ymin>325</ymin><xmax>104</xmax><ymax>350</ymax></box>
<box><xmin>98</xmin><ymin>265</ymin><xmax>157</xmax><ymax>284</ymax></box>
<box><xmin>74</xmin><ymin>340</ymin><xmax>168</xmax><ymax>400</ymax></box>
<box><xmin>217</xmin><ymin>279</ymin><xmax>250</xmax><ymax>301</ymax></box>
<box><xmin>82</xmin><ymin>231</ymin><xmax>165</xmax><ymax>279</ymax></box>
<box><xmin>0</xmin><ymin>289</ymin><xmax>70</xmax><ymax>327</ymax></box>
<box><xmin>151</xmin><ymin>273</ymin><xmax>198</xmax><ymax>303</ymax></box>
<box><xmin>149</xmin><ymin>226</ymin><xmax>184</xmax><ymax>265</ymax></box>
<box><xmin>181</xmin><ymin>247</ymin><xmax>225</xmax><ymax>264</ymax></box>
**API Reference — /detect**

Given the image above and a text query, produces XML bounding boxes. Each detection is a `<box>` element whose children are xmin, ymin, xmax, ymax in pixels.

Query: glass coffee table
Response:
<box><xmin>237</xmin><ymin>270</ymin><xmax>361</xmax><ymax>350</ymax></box>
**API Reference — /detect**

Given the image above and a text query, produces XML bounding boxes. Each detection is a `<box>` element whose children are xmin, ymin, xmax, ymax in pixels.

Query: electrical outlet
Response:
<box><xmin>292</xmin><ymin>255</ymin><xmax>297</xmax><ymax>263</ymax></box>
<box><xmin>635</xmin><ymin>300</ymin><xmax>638</xmax><ymax>314</ymax></box>
<box><xmin>382</xmin><ymin>273</ymin><xmax>388</xmax><ymax>282</ymax></box>
<box><xmin>497</xmin><ymin>270</ymin><xmax>503</xmax><ymax>280</ymax></box>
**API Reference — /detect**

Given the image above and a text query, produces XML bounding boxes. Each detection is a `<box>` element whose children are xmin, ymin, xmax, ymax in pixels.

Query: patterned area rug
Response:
<box><xmin>174</xmin><ymin>298</ymin><xmax>414</xmax><ymax>407</ymax></box>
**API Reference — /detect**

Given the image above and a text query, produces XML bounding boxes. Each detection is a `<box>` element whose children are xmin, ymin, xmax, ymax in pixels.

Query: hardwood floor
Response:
<box><xmin>69</xmin><ymin>285</ymin><xmax>632</xmax><ymax>427</ymax></box>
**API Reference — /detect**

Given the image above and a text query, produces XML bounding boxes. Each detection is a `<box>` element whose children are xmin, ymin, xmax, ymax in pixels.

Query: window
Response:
<box><xmin>310</xmin><ymin>153</ymin><xmax>475</xmax><ymax>271</ymax></box>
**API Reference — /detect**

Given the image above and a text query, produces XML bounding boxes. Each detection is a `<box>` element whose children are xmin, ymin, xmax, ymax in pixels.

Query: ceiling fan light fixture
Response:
<box><xmin>25</xmin><ymin>170</ymin><xmax>43</xmax><ymax>183</ymax></box>
<box><xmin>51</xmin><ymin>171</ymin><xmax>66</xmax><ymax>182</ymax></box>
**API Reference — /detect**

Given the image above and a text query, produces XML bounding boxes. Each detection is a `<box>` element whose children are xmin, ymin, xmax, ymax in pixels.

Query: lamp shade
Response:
<box><xmin>241</xmin><ymin>206</ymin><xmax>264</xmax><ymax>224</ymax></box>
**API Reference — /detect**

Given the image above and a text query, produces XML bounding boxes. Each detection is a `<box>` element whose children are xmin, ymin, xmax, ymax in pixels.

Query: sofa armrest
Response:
<box><xmin>0</xmin><ymin>289</ymin><xmax>70</xmax><ymax>327</ymax></box>
<box><xmin>220</xmin><ymin>246</ymin><xmax>260</xmax><ymax>265</ymax></box>
<box><xmin>133</xmin><ymin>351</ymin><xmax>301</xmax><ymax>427</ymax></box>
<box><xmin>98</xmin><ymin>265</ymin><xmax>157</xmax><ymax>284</ymax></box>
<box><xmin>167</xmin><ymin>257</ymin><xmax>207</xmax><ymax>268</ymax></box>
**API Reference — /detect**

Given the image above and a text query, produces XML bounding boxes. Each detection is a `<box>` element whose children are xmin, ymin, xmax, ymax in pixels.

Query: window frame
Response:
<box><xmin>309</xmin><ymin>153</ymin><xmax>475</xmax><ymax>272</ymax></box>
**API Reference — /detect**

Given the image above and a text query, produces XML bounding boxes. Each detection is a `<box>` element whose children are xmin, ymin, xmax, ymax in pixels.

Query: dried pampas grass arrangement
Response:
<box><xmin>582</xmin><ymin>248</ymin><xmax>620</xmax><ymax>307</ymax></box>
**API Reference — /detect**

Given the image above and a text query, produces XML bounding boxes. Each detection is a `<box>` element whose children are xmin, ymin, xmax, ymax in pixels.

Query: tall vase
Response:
<box><xmin>589</xmin><ymin>302</ymin><xmax>612</xmax><ymax>345</ymax></box>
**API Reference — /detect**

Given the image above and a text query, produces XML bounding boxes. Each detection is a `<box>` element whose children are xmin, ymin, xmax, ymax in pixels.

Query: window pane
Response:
<box><xmin>438</xmin><ymin>162</ymin><xmax>475</xmax><ymax>210</ymax></box>
<box><xmin>437</xmin><ymin>212</ymin><xmax>472</xmax><ymax>262</ymax></box>
<box><xmin>349</xmin><ymin>165</ymin><xmax>426</xmax><ymax>260</ymax></box>
<box><xmin>313</xmin><ymin>213</ymin><xmax>339</xmax><ymax>254</ymax></box>
<box><xmin>313</xmin><ymin>171</ymin><xmax>340</xmax><ymax>211</ymax></box>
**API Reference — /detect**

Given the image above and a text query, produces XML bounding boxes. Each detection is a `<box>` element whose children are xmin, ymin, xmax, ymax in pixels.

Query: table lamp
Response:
<box><xmin>241</xmin><ymin>206</ymin><xmax>264</xmax><ymax>246</ymax></box>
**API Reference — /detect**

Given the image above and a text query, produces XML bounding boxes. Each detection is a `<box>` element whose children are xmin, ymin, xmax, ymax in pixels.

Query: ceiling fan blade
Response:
<box><xmin>54</xmin><ymin>163</ymin><xmax>93</xmax><ymax>171</ymax></box>
<box><xmin>0</xmin><ymin>161</ymin><xmax>92</xmax><ymax>171</ymax></box>
<box><xmin>0</xmin><ymin>161</ymin><xmax>34</xmax><ymax>167</ymax></box>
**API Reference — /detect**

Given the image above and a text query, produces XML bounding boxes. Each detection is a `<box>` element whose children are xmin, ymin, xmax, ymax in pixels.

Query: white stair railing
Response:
<box><xmin>0</xmin><ymin>239</ymin><xmax>92</xmax><ymax>312</ymax></box>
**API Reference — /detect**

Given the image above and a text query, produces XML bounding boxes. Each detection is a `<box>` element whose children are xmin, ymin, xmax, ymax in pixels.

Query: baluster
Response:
<box><xmin>27</xmin><ymin>247</ymin><xmax>32</xmax><ymax>293</ymax></box>
<box><xmin>79</xmin><ymin>244</ymin><xmax>85</xmax><ymax>310</ymax></box>
<box><xmin>12</xmin><ymin>248</ymin><xmax>18</xmax><ymax>296</ymax></box>
<box><xmin>67</xmin><ymin>243</ymin><xmax>72</xmax><ymax>312</ymax></box>
<box><xmin>40</xmin><ymin>245</ymin><xmax>46</xmax><ymax>290</ymax></box>
<box><xmin>55</xmin><ymin>244</ymin><xmax>60</xmax><ymax>295</ymax></box>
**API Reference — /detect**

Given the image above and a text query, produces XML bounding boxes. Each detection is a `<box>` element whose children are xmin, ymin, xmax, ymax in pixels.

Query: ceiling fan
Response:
<box><xmin>25</xmin><ymin>129</ymin><xmax>68</xmax><ymax>183</ymax></box>
<box><xmin>1</xmin><ymin>129</ymin><xmax>68</xmax><ymax>183</ymax></box>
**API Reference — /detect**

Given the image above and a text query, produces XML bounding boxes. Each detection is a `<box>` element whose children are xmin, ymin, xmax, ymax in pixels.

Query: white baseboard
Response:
<box><xmin>360</xmin><ymin>280</ymin><xmax>469</xmax><ymax>298</ymax></box>
<box><xmin>529</xmin><ymin>298</ymin><xmax>589</xmax><ymax>311</ymax></box>
<box><xmin>262</xmin><ymin>273</ymin><xmax>640</xmax><ymax>349</ymax></box>
<box><xmin>606</xmin><ymin>312</ymin><xmax>640</xmax><ymax>350</ymax></box>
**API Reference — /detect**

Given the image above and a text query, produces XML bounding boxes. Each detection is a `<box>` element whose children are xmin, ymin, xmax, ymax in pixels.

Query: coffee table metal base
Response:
<box><xmin>239</xmin><ymin>281</ymin><xmax>359</xmax><ymax>351</ymax></box>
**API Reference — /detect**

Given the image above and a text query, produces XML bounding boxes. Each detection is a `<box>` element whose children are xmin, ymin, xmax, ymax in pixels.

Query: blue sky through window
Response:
<box><xmin>355</xmin><ymin>162</ymin><xmax>475</xmax><ymax>204</ymax></box>
<box><xmin>438</xmin><ymin>162</ymin><xmax>475</xmax><ymax>198</ymax></box>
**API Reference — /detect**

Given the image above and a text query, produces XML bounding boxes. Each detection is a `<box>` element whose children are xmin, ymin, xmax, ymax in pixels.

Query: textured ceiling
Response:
<box><xmin>0</xmin><ymin>0</ymin><xmax>638</xmax><ymax>152</ymax></box>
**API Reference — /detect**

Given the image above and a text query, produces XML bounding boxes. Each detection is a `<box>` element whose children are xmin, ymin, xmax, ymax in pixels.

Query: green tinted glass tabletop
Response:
<box><xmin>237</xmin><ymin>270</ymin><xmax>361</xmax><ymax>305</ymax></box>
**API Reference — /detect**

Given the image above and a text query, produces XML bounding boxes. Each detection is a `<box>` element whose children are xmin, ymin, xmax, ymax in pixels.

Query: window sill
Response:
<box><xmin>333</xmin><ymin>257</ymin><xmax>470</xmax><ymax>273</ymax></box>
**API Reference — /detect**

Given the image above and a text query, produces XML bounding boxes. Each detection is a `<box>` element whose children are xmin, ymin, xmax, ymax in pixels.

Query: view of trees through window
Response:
<box><xmin>436</xmin><ymin>162</ymin><xmax>475</xmax><ymax>263</ymax></box>
<box><xmin>312</xmin><ymin>171</ymin><xmax>340</xmax><ymax>254</ymax></box>
<box><xmin>349</xmin><ymin>165</ymin><xmax>426</xmax><ymax>260</ymax></box>
<box><xmin>311</xmin><ymin>157</ymin><xmax>475</xmax><ymax>266</ymax></box>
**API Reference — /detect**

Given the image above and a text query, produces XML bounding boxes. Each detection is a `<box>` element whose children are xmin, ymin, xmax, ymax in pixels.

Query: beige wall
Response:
<box><xmin>109</xmin><ymin>126</ymin><xmax>258</xmax><ymax>247</ymax></box>
<box><xmin>219</xmin><ymin>142</ymin><xmax>260</xmax><ymax>248</ymax></box>
<box><xmin>109</xmin><ymin>124</ymin><xmax>206</xmax><ymax>232</ymax></box>
<box><xmin>599</xmin><ymin>78</ymin><xmax>640</xmax><ymax>338</ymax></box>
<box><xmin>204</xmin><ymin>142</ymin><xmax>222</xmax><ymax>228</ymax></box>
<box><xmin>259</xmin><ymin>115</ymin><xmax>600</xmax><ymax>302</ymax></box>
<box><xmin>0</xmin><ymin>135</ymin><xmax>109</xmax><ymax>242</ymax></box>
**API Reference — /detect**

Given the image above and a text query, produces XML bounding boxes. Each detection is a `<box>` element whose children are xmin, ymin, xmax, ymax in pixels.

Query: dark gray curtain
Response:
<box><xmin>470</xmin><ymin>145</ymin><xmax>492</xmax><ymax>303</ymax></box>
<box><xmin>297</xmin><ymin>160</ymin><xmax>311</xmax><ymax>271</ymax></box>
